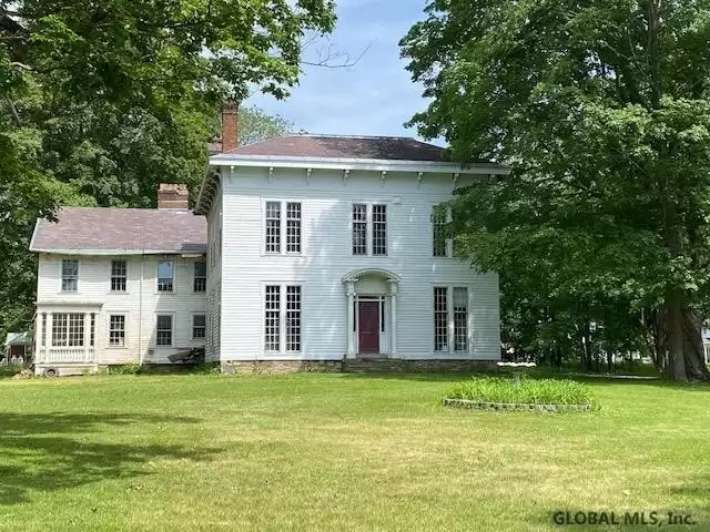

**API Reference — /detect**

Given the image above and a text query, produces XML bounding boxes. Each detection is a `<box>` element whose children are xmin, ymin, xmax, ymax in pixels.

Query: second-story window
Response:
<box><xmin>61</xmin><ymin>259</ymin><xmax>79</xmax><ymax>292</ymax></box>
<box><xmin>265</xmin><ymin>201</ymin><xmax>302</xmax><ymax>254</ymax></box>
<box><xmin>157</xmin><ymin>260</ymin><xmax>174</xmax><ymax>292</ymax></box>
<box><xmin>193</xmin><ymin>261</ymin><xmax>206</xmax><ymax>292</ymax></box>
<box><xmin>265</xmin><ymin>201</ymin><xmax>281</xmax><ymax>253</ymax></box>
<box><xmin>352</xmin><ymin>204</ymin><xmax>368</xmax><ymax>255</ymax></box>
<box><xmin>432</xmin><ymin>205</ymin><xmax>451</xmax><ymax>257</ymax></box>
<box><xmin>372</xmin><ymin>205</ymin><xmax>387</xmax><ymax>256</ymax></box>
<box><xmin>111</xmin><ymin>260</ymin><xmax>127</xmax><ymax>292</ymax></box>
<box><xmin>286</xmin><ymin>202</ymin><xmax>302</xmax><ymax>253</ymax></box>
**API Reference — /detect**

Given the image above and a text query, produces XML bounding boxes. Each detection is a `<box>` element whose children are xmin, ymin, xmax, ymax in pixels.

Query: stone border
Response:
<box><xmin>443</xmin><ymin>398</ymin><xmax>594</xmax><ymax>413</ymax></box>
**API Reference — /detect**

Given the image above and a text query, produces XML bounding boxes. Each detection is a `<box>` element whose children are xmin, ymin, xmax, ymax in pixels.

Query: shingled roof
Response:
<box><xmin>30</xmin><ymin>207</ymin><xmax>207</xmax><ymax>255</ymax></box>
<box><xmin>212</xmin><ymin>135</ymin><xmax>448</xmax><ymax>162</ymax></box>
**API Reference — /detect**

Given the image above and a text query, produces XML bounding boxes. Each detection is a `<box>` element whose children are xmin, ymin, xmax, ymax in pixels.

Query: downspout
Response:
<box><xmin>138</xmin><ymin>218</ymin><xmax>145</xmax><ymax>366</ymax></box>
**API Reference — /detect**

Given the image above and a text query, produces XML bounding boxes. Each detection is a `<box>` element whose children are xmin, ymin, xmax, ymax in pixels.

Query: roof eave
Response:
<box><xmin>30</xmin><ymin>248</ymin><xmax>206</xmax><ymax>256</ymax></box>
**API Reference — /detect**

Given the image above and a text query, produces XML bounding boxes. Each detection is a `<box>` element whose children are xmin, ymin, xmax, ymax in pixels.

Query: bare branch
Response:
<box><xmin>300</xmin><ymin>40</ymin><xmax>371</xmax><ymax>69</ymax></box>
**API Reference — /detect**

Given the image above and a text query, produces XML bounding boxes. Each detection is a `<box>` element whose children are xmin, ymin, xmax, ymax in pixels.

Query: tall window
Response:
<box><xmin>111</xmin><ymin>260</ymin><xmax>127</xmax><ymax>292</ymax></box>
<box><xmin>265</xmin><ymin>201</ymin><xmax>282</xmax><ymax>253</ymax></box>
<box><xmin>372</xmin><ymin>204</ymin><xmax>387</xmax><ymax>256</ymax></box>
<box><xmin>434</xmin><ymin>288</ymin><xmax>448</xmax><ymax>352</ymax></box>
<box><xmin>453</xmin><ymin>287</ymin><xmax>469</xmax><ymax>352</ymax></box>
<box><xmin>286</xmin><ymin>202</ymin><xmax>302</xmax><ymax>253</ymax></box>
<box><xmin>41</xmin><ymin>313</ymin><xmax>47</xmax><ymax>347</ymax></box>
<box><xmin>61</xmin><ymin>260</ymin><xmax>79</xmax><ymax>292</ymax></box>
<box><xmin>192</xmin><ymin>314</ymin><xmax>206</xmax><ymax>339</ymax></box>
<box><xmin>352</xmin><ymin>204</ymin><xmax>367</xmax><ymax>255</ymax></box>
<box><xmin>90</xmin><ymin>313</ymin><xmax>95</xmax><ymax>347</ymax></box>
<box><xmin>432</xmin><ymin>205</ymin><xmax>450</xmax><ymax>257</ymax></box>
<box><xmin>193</xmin><ymin>261</ymin><xmax>207</xmax><ymax>292</ymax></box>
<box><xmin>264</xmin><ymin>285</ymin><xmax>281</xmax><ymax>351</ymax></box>
<box><xmin>156</xmin><ymin>315</ymin><xmax>173</xmax><ymax>346</ymax></box>
<box><xmin>286</xmin><ymin>286</ymin><xmax>302</xmax><ymax>351</ymax></box>
<box><xmin>157</xmin><ymin>260</ymin><xmax>174</xmax><ymax>292</ymax></box>
<box><xmin>52</xmin><ymin>313</ymin><xmax>84</xmax><ymax>347</ymax></box>
<box><xmin>109</xmin><ymin>315</ymin><xmax>125</xmax><ymax>347</ymax></box>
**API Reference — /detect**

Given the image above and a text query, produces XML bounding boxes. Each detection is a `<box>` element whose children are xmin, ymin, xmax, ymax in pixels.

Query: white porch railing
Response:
<box><xmin>38</xmin><ymin>347</ymin><xmax>95</xmax><ymax>364</ymax></box>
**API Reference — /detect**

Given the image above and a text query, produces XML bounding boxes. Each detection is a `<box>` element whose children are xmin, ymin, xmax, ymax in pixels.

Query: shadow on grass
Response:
<box><xmin>0</xmin><ymin>412</ymin><xmax>221</xmax><ymax>505</ymax></box>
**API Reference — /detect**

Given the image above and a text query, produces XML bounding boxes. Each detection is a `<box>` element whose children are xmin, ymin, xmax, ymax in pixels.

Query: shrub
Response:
<box><xmin>110</xmin><ymin>363</ymin><xmax>143</xmax><ymax>375</ymax></box>
<box><xmin>446</xmin><ymin>376</ymin><xmax>595</xmax><ymax>407</ymax></box>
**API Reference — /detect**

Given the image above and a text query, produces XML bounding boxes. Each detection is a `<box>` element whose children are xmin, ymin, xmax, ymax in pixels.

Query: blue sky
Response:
<box><xmin>245</xmin><ymin>0</ymin><xmax>432</xmax><ymax>141</ymax></box>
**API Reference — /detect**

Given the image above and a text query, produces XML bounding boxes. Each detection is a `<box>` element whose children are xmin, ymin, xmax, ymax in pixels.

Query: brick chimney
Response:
<box><xmin>221</xmin><ymin>100</ymin><xmax>239</xmax><ymax>152</ymax></box>
<box><xmin>157</xmin><ymin>183</ymin><xmax>189</xmax><ymax>209</ymax></box>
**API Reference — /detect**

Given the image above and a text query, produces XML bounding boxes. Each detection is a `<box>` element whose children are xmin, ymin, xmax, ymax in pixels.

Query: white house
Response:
<box><xmin>196</xmin><ymin>134</ymin><xmax>504</xmax><ymax>372</ymax></box>
<box><xmin>29</xmin><ymin>123</ymin><xmax>504</xmax><ymax>374</ymax></box>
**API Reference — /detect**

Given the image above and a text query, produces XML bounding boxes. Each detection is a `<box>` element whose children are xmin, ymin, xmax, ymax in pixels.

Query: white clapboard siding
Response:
<box><xmin>213</xmin><ymin>166</ymin><xmax>501</xmax><ymax>361</ymax></box>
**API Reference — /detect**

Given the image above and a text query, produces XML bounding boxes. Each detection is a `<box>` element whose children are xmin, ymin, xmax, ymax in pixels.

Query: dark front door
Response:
<box><xmin>358</xmin><ymin>301</ymin><xmax>380</xmax><ymax>354</ymax></box>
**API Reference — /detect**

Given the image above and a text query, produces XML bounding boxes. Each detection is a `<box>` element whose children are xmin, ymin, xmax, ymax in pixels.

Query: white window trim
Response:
<box><xmin>155</xmin><ymin>312</ymin><xmax>176</xmax><ymax>348</ymax></box>
<box><xmin>261</xmin><ymin>199</ymin><xmax>303</xmax><ymax>256</ymax></box>
<box><xmin>431</xmin><ymin>285</ymin><xmax>473</xmax><ymax>355</ymax></box>
<box><xmin>261</xmin><ymin>281</ymin><xmax>304</xmax><ymax>355</ymax></box>
<box><xmin>107</xmin><ymin>312</ymin><xmax>128</xmax><ymax>349</ymax></box>
<box><xmin>432</xmin><ymin>204</ymin><xmax>454</xmax><ymax>258</ymax></box>
<box><xmin>60</xmin><ymin>259</ymin><xmax>80</xmax><ymax>294</ymax></box>
<box><xmin>351</xmin><ymin>202</ymin><xmax>389</xmax><ymax>257</ymax></box>
<box><xmin>156</xmin><ymin>258</ymin><xmax>177</xmax><ymax>294</ymax></box>
<box><xmin>109</xmin><ymin>259</ymin><xmax>129</xmax><ymax>294</ymax></box>
<box><xmin>193</xmin><ymin>260</ymin><xmax>207</xmax><ymax>293</ymax></box>
<box><xmin>191</xmin><ymin>312</ymin><xmax>207</xmax><ymax>341</ymax></box>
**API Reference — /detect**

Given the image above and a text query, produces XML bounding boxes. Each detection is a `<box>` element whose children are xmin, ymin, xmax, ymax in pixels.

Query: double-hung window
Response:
<box><xmin>157</xmin><ymin>260</ymin><xmax>174</xmax><ymax>292</ymax></box>
<box><xmin>52</xmin><ymin>313</ymin><xmax>84</xmax><ymax>347</ymax></box>
<box><xmin>432</xmin><ymin>204</ymin><xmax>452</xmax><ymax>257</ymax></box>
<box><xmin>111</xmin><ymin>260</ymin><xmax>127</xmax><ymax>292</ymax></box>
<box><xmin>433</xmin><ymin>287</ymin><xmax>470</xmax><ymax>353</ymax></box>
<box><xmin>156</xmin><ymin>315</ymin><xmax>173</xmax><ymax>346</ymax></box>
<box><xmin>265</xmin><ymin>201</ymin><xmax>302</xmax><ymax>254</ymax></box>
<box><xmin>352</xmin><ymin>204</ymin><xmax>387</xmax><ymax>256</ymax></box>
<box><xmin>109</xmin><ymin>315</ymin><xmax>126</xmax><ymax>347</ymax></box>
<box><xmin>61</xmin><ymin>260</ymin><xmax>79</xmax><ymax>292</ymax></box>
<box><xmin>264</xmin><ymin>284</ymin><xmax>302</xmax><ymax>352</ymax></box>
<box><xmin>193</xmin><ymin>261</ymin><xmax>207</xmax><ymax>292</ymax></box>
<box><xmin>192</xmin><ymin>314</ymin><xmax>206</xmax><ymax>339</ymax></box>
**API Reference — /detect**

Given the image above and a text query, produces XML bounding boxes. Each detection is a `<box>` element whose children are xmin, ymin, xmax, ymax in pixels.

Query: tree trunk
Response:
<box><xmin>660</xmin><ymin>293</ymin><xmax>710</xmax><ymax>381</ymax></box>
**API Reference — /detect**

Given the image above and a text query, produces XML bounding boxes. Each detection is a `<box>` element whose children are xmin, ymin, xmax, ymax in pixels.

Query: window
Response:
<box><xmin>286</xmin><ymin>202</ymin><xmax>302</xmax><ymax>253</ymax></box>
<box><xmin>434</xmin><ymin>288</ymin><xmax>448</xmax><ymax>352</ymax></box>
<box><xmin>157</xmin><ymin>260</ymin><xmax>174</xmax><ymax>292</ymax></box>
<box><xmin>156</xmin><ymin>315</ymin><xmax>173</xmax><ymax>346</ymax></box>
<box><xmin>192</xmin><ymin>314</ymin><xmax>206</xmax><ymax>339</ymax></box>
<box><xmin>352</xmin><ymin>204</ymin><xmax>367</xmax><ymax>255</ymax></box>
<box><xmin>286</xmin><ymin>286</ymin><xmax>301</xmax><ymax>351</ymax></box>
<box><xmin>110</xmin><ymin>260</ymin><xmax>127</xmax><ymax>292</ymax></box>
<box><xmin>265</xmin><ymin>201</ymin><xmax>281</xmax><ymax>253</ymax></box>
<box><xmin>90</xmin><ymin>313</ymin><xmax>95</xmax><ymax>347</ymax></box>
<box><xmin>453</xmin><ymin>287</ymin><xmax>469</xmax><ymax>352</ymax></box>
<box><xmin>194</xmin><ymin>261</ymin><xmax>207</xmax><ymax>292</ymax></box>
<box><xmin>61</xmin><ymin>259</ymin><xmax>79</xmax><ymax>292</ymax></box>
<box><xmin>432</xmin><ymin>205</ymin><xmax>450</xmax><ymax>257</ymax></box>
<box><xmin>264</xmin><ymin>285</ymin><xmax>281</xmax><ymax>351</ymax></box>
<box><xmin>41</xmin><ymin>313</ymin><xmax>47</xmax><ymax>347</ymax></box>
<box><xmin>372</xmin><ymin>204</ymin><xmax>387</xmax><ymax>256</ymax></box>
<box><xmin>109</xmin><ymin>315</ymin><xmax>125</xmax><ymax>347</ymax></box>
<box><xmin>51</xmin><ymin>313</ymin><xmax>84</xmax><ymax>347</ymax></box>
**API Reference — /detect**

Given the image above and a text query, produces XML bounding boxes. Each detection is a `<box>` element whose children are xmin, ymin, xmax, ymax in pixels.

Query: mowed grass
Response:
<box><xmin>1</xmin><ymin>373</ymin><xmax>710</xmax><ymax>531</ymax></box>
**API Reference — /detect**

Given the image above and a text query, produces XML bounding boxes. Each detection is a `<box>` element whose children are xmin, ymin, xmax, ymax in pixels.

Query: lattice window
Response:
<box><xmin>286</xmin><ymin>202</ymin><xmax>302</xmax><ymax>253</ymax></box>
<box><xmin>156</xmin><ymin>315</ymin><xmax>173</xmax><ymax>346</ymax></box>
<box><xmin>109</xmin><ymin>315</ymin><xmax>125</xmax><ymax>347</ymax></box>
<box><xmin>193</xmin><ymin>261</ymin><xmax>207</xmax><ymax>292</ymax></box>
<box><xmin>62</xmin><ymin>260</ymin><xmax>79</xmax><ymax>292</ymax></box>
<box><xmin>52</xmin><ymin>313</ymin><xmax>68</xmax><ymax>347</ymax></box>
<box><xmin>432</xmin><ymin>205</ymin><xmax>449</xmax><ymax>257</ymax></box>
<box><xmin>434</xmin><ymin>287</ymin><xmax>449</xmax><ymax>352</ymax></box>
<box><xmin>372</xmin><ymin>204</ymin><xmax>387</xmax><ymax>256</ymax></box>
<box><xmin>111</xmin><ymin>260</ymin><xmax>127</xmax><ymax>292</ymax></box>
<box><xmin>192</xmin><ymin>314</ymin><xmax>206</xmax><ymax>339</ymax></box>
<box><xmin>453</xmin><ymin>287</ymin><xmax>469</xmax><ymax>352</ymax></box>
<box><xmin>264</xmin><ymin>285</ymin><xmax>281</xmax><ymax>351</ymax></box>
<box><xmin>265</xmin><ymin>201</ymin><xmax>281</xmax><ymax>253</ymax></box>
<box><xmin>67</xmin><ymin>313</ymin><xmax>84</xmax><ymax>347</ymax></box>
<box><xmin>286</xmin><ymin>286</ymin><xmax>301</xmax><ymax>351</ymax></box>
<box><xmin>352</xmin><ymin>204</ymin><xmax>367</xmax><ymax>255</ymax></box>
<box><xmin>157</xmin><ymin>260</ymin><xmax>174</xmax><ymax>292</ymax></box>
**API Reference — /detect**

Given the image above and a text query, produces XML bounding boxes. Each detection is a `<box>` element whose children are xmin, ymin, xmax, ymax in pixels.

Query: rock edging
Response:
<box><xmin>442</xmin><ymin>398</ymin><xmax>594</xmax><ymax>413</ymax></box>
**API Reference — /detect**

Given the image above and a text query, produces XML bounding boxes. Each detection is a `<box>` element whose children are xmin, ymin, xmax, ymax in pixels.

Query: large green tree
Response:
<box><xmin>0</xmin><ymin>0</ymin><xmax>334</xmax><ymax>341</ymax></box>
<box><xmin>402</xmin><ymin>0</ymin><xmax>710</xmax><ymax>380</ymax></box>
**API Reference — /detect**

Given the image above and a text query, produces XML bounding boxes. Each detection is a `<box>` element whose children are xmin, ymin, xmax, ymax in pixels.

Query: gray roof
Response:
<box><xmin>213</xmin><ymin>135</ymin><xmax>449</xmax><ymax>162</ymax></box>
<box><xmin>5</xmin><ymin>332</ymin><xmax>31</xmax><ymax>347</ymax></box>
<box><xmin>30</xmin><ymin>207</ymin><xmax>207</xmax><ymax>255</ymax></box>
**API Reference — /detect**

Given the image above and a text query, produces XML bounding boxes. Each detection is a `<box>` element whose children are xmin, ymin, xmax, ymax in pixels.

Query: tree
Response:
<box><xmin>238</xmin><ymin>105</ymin><xmax>294</xmax><ymax>146</ymax></box>
<box><xmin>0</xmin><ymin>1</ymin><xmax>334</xmax><ymax>341</ymax></box>
<box><xmin>401</xmin><ymin>0</ymin><xmax>710</xmax><ymax>380</ymax></box>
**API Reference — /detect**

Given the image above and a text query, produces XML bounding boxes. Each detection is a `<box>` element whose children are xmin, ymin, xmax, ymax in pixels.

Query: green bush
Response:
<box><xmin>446</xmin><ymin>376</ymin><xmax>595</xmax><ymax>407</ymax></box>
<box><xmin>109</xmin><ymin>363</ymin><xmax>143</xmax><ymax>375</ymax></box>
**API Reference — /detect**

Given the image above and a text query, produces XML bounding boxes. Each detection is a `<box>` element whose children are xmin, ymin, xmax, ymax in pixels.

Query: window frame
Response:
<box><xmin>192</xmin><ymin>313</ymin><xmax>206</xmax><ymax>340</ymax></box>
<box><xmin>108</xmin><ymin>314</ymin><xmax>127</xmax><ymax>348</ymax></box>
<box><xmin>193</xmin><ymin>261</ymin><xmax>207</xmax><ymax>292</ymax></box>
<box><xmin>262</xmin><ymin>282</ymin><xmax>303</xmax><ymax>354</ymax></box>
<box><xmin>111</xmin><ymin>259</ymin><xmax>128</xmax><ymax>293</ymax></box>
<box><xmin>263</xmin><ymin>200</ymin><xmax>303</xmax><ymax>256</ymax></box>
<box><xmin>51</xmin><ymin>312</ymin><xmax>85</xmax><ymax>347</ymax></box>
<box><xmin>61</xmin><ymin>259</ymin><xmax>79</xmax><ymax>293</ymax></box>
<box><xmin>432</xmin><ymin>286</ymin><xmax>472</xmax><ymax>354</ymax></box>
<box><xmin>156</xmin><ymin>259</ymin><xmax>175</xmax><ymax>293</ymax></box>
<box><xmin>156</xmin><ymin>314</ymin><xmax>174</xmax><ymax>347</ymax></box>
<box><xmin>432</xmin><ymin>204</ymin><xmax>453</xmax><ymax>258</ymax></box>
<box><xmin>351</xmin><ymin>202</ymin><xmax>388</xmax><ymax>257</ymax></box>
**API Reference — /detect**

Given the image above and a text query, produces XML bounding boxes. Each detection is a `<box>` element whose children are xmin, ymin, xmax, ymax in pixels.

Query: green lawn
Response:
<box><xmin>1</xmin><ymin>373</ymin><xmax>709</xmax><ymax>531</ymax></box>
